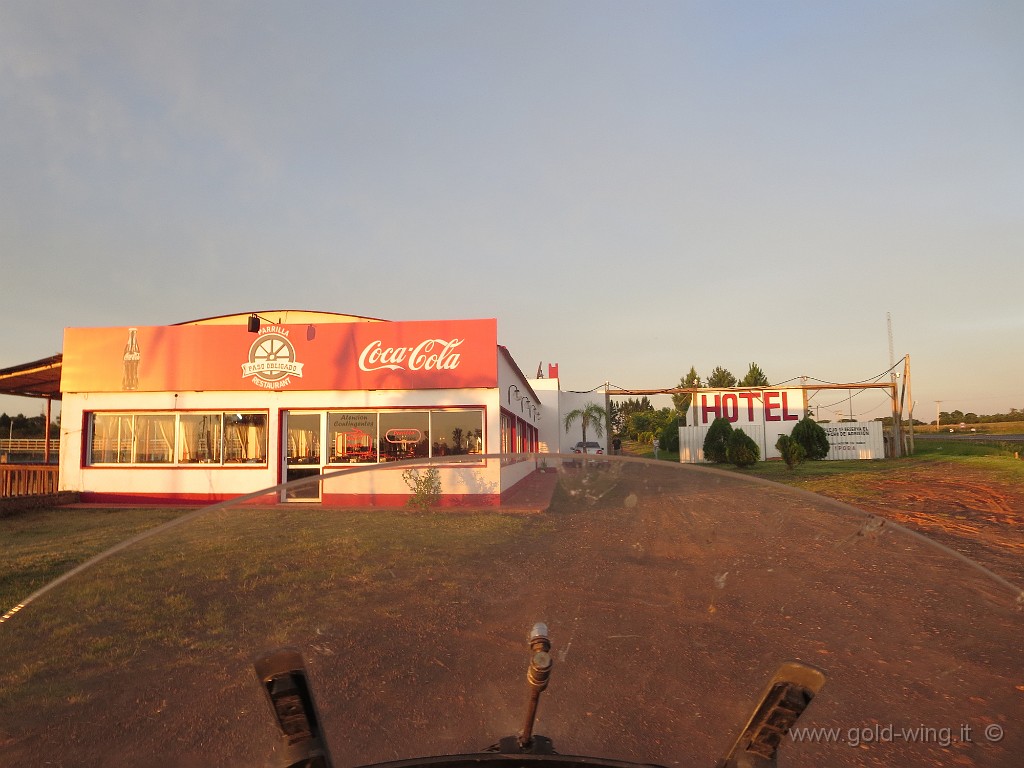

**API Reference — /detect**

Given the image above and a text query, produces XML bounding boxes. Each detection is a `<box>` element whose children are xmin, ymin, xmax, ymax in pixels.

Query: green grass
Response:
<box><xmin>0</xmin><ymin>506</ymin><xmax>538</xmax><ymax>716</ymax></box>
<box><xmin>918</xmin><ymin>420</ymin><xmax>1024</xmax><ymax>435</ymax></box>
<box><xmin>912</xmin><ymin>437</ymin><xmax>1024</xmax><ymax>483</ymax></box>
<box><xmin>0</xmin><ymin>507</ymin><xmax>186</xmax><ymax>612</ymax></box>
<box><xmin>709</xmin><ymin>438</ymin><xmax>1024</xmax><ymax>501</ymax></box>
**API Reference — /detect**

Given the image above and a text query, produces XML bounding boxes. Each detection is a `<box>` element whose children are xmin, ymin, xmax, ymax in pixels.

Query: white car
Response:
<box><xmin>572</xmin><ymin>441</ymin><xmax>604</xmax><ymax>455</ymax></box>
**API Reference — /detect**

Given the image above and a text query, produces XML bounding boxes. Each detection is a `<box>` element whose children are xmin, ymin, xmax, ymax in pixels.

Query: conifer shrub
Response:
<box><xmin>727</xmin><ymin>428</ymin><xmax>760</xmax><ymax>468</ymax></box>
<box><xmin>703</xmin><ymin>417</ymin><xmax>733</xmax><ymax>463</ymax></box>
<box><xmin>775</xmin><ymin>434</ymin><xmax>807</xmax><ymax>469</ymax></box>
<box><xmin>791</xmin><ymin>417</ymin><xmax>830</xmax><ymax>460</ymax></box>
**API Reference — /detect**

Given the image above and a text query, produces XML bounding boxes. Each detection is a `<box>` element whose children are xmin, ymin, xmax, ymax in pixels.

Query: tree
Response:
<box><xmin>727</xmin><ymin>429</ymin><xmax>760</xmax><ymax>468</ymax></box>
<box><xmin>564</xmin><ymin>402</ymin><xmax>607</xmax><ymax>451</ymax></box>
<box><xmin>703</xmin><ymin>417</ymin><xmax>733</xmax><ymax>463</ymax></box>
<box><xmin>706</xmin><ymin>366</ymin><xmax>737</xmax><ymax>388</ymax></box>
<box><xmin>659</xmin><ymin>418</ymin><xmax>680</xmax><ymax>453</ymax></box>
<box><xmin>609</xmin><ymin>400</ymin><xmax>624</xmax><ymax>435</ymax></box>
<box><xmin>791</xmin><ymin>417</ymin><xmax>830</xmax><ymax>460</ymax></box>
<box><xmin>671</xmin><ymin>366</ymin><xmax>702</xmax><ymax>425</ymax></box>
<box><xmin>739</xmin><ymin>362</ymin><xmax>769</xmax><ymax>387</ymax></box>
<box><xmin>615</xmin><ymin>397</ymin><xmax>655</xmax><ymax>440</ymax></box>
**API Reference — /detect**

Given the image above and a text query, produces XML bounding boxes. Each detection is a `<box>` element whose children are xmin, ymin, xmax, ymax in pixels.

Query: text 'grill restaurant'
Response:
<box><xmin>58</xmin><ymin>311</ymin><xmax>544</xmax><ymax>505</ymax></box>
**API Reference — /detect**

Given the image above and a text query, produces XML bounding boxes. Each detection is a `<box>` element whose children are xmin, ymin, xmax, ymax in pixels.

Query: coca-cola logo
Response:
<box><xmin>358</xmin><ymin>338</ymin><xmax>464</xmax><ymax>373</ymax></box>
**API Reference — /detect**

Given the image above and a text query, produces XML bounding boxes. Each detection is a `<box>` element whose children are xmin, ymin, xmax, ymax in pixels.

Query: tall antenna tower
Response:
<box><xmin>887</xmin><ymin>312</ymin><xmax>895</xmax><ymax>369</ymax></box>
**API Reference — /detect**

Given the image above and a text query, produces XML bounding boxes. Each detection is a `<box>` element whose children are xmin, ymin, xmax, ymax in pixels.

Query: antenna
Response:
<box><xmin>887</xmin><ymin>312</ymin><xmax>895</xmax><ymax>369</ymax></box>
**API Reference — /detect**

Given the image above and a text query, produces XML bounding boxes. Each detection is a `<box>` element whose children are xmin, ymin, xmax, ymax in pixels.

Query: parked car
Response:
<box><xmin>572</xmin><ymin>441</ymin><xmax>604</xmax><ymax>454</ymax></box>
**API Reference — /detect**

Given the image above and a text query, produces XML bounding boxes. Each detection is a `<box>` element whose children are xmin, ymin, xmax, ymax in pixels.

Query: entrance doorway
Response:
<box><xmin>283</xmin><ymin>411</ymin><xmax>322</xmax><ymax>501</ymax></box>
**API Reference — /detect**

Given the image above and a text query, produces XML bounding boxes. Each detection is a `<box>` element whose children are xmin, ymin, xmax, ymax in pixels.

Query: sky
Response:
<box><xmin>1</xmin><ymin>1</ymin><xmax>1021</xmax><ymax>423</ymax></box>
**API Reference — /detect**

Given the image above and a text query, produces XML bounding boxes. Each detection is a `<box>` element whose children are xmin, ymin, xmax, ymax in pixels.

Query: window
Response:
<box><xmin>501</xmin><ymin>411</ymin><xmax>513</xmax><ymax>455</ymax></box>
<box><xmin>178</xmin><ymin>413</ymin><xmax>222</xmax><ymax>464</ymax></box>
<box><xmin>134</xmin><ymin>414</ymin><xmax>175</xmax><ymax>463</ymax></box>
<box><xmin>379</xmin><ymin>411</ymin><xmax>429</xmax><ymax>461</ymax></box>
<box><xmin>430</xmin><ymin>410</ymin><xmax>483</xmax><ymax>456</ymax></box>
<box><xmin>328</xmin><ymin>412</ymin><xmax>377</xmax><ymax>464</ymax></box>
<box><xmin>325</xmin><ymin>408</ymin><xmax>485</xmax><ymax>465</ymax></box>
<box><xmin>90</xmin><ymin>414</ymin><xmax>134</xmax><ymax>464</ymax></box>
<box><xmin>500</xmin><ymin>410</ymin><xmax>537</xmax><ymax>459</ymax></box>
<box><xmin>224</xmin><ymin>414</ymin><xmax>268</xmax><ymax>463</ymax></box>
<box><xmin>87</xmin><ymin>411</ymin><xmax>267</xmax><ymax>466</ymax></box>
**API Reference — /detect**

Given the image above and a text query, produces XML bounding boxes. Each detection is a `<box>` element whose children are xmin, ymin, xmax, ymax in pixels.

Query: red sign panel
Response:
<box><xmin>62</xmin><ymin>318</ymin><xmax>498</xmax><ymax>393</ymax></box>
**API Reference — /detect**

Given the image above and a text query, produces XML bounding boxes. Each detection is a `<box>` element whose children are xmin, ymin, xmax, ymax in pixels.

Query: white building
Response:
<box><xmin>58</xmin><ymin>311</ymin><xmax>543</xmax><ymax>505</ymax></box>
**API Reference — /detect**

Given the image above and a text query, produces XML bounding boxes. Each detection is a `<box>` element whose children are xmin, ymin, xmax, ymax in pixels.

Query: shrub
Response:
<box><xmin>727</xmin><ymin>428</ymin><xmax>760</xmax><ymax>468</ymax></box>
<box><xmin>791</xmin><ymin>417</ymin><xmax>830</xmax><ymax>460</ymax></box>
<box><xmin>703</xmin><ymin>417</ymin><xmax>733</xmax><ymax>463</ymax></box>
<box><xmin>659</xmin><ymin>420</ymin><xmax>680</xmax><ymax>452</ymax></box>
<box><xmin>402</xmin><ymin>467</ymin><xmax>442</xmax><ymax>510</ymax></box>
<box><xmin>775</xmin><ymin>434</ymin><xmax>806</xmax><ymax>469</ymax></box>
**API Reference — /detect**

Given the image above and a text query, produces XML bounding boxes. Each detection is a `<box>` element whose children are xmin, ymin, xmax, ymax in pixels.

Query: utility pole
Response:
<box><xmin>935</xmin><ymin>401</ymin><xmax>942</xmax><ymax>433</ymax></box>
<box><xmin>904</xmin><ymin>356</ymin><xmax>914</xmax><ymax>455</ymax></box>
<box><xmin>604</xmin><ymin>381</ymin><xmax>611</xmax><ymax>447</ymax></box>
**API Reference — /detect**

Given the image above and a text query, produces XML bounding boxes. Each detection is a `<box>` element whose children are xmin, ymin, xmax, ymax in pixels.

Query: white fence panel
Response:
<box><xmin>679</xmin><ymin>426</ymin><xmax>708</xmax><ymax>463</ymax></box>
<box><xmin>679</xmin><ymin>425</ymin><xmax>765</xmax><ymax>463</ymax></box>
<box><xmin>683</xmin><ymin>422</ymin><xmax>882</xmax><ymax>462</ymax></box>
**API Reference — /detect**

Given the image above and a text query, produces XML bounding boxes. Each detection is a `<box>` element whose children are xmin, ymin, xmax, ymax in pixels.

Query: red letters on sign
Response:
<box><xmin>781</xmin><ymin>391</ymin><xmax>800</xmax><ymax>421</ymax></box>
<box><xmin>738</xmin><ymin>391</ymin><xmax>758</xmax><ymax>421</ymax></box>
<box><xmin>700</xmin><ymin>394</ymin><xmax>721</xmax><ymax>424</ymax></box>
<box><xmin>764</xmin><ymin>391</ymin><xmax>800</xmax><ymax>422</ymax></box>
<box><xmin>700</xmin><ymin>389</ymin><xmax>802</xmax><ymax>425</ymax></box>
<box><xmin>722</xmin><ymin>393</ymin><xmax>738</xmax><ymax>422</ymax></box>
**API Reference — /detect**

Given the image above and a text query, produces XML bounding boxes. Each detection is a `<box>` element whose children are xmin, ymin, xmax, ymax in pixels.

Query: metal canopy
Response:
<box><xmin>0</xmin><ymin>355</ymin><xmax>63</xmax><ymax>399</ymax></box>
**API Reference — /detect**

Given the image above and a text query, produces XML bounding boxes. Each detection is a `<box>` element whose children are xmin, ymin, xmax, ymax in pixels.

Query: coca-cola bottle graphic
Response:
<box><xmin>122</xmin><ymin>328</ymin><xmax>141</xmax><ymax>390</ymax></box>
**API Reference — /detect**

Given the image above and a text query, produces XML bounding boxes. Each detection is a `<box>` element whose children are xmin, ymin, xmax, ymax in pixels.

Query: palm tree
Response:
<box><xmin>564</xmin><ymin>402</ymin><xmax>607</xmax><ymax>452</ymax></box>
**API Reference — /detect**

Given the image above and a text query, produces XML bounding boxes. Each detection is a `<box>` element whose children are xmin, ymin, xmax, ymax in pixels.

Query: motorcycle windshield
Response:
<box><xmin>1</xmin><ymin>455</ymin><xmax>1020</xmax><ymax>767</ymax></box>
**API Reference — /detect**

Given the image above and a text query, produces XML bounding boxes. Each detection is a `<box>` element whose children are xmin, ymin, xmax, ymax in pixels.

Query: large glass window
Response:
<box><xmin>379</xmin><ymin>411</ymin><xmax>429</xmax><ymax>461</ymax></box>
<box><xmin>326</xmin><ymin>408</ymin><xmax>484</xmax><ymax>464</ymax></box>
<box><xmin>225</xmin><ymin>413</ymin><xmax>268</xmax><ymax>463</ymax></box>
<box><xmin>178</xmin><ymin>413</ymin><xmax>223</xmax><ymax>464</ymax></box>
<box><xmin>134</xmin><ymin>414</ymin><xmax>175</xmax><ymax>463</ymax></box>
<box><xmin>328</xmin><ymin>412</ymin><xmax>377</xmax><ymax>464</ymax></box>
<box><xmin>90</xmin><ymin>414</ymin><xmax>134</xmax><ymax>464</ymax></box>
<box><xmin>430</xmin><ymin>410</ymin><xmax>484</xmax><ymax>456</ymax></box>
<box><xmin>87</xmin><ymin>411</ymin><xmax>267</xmax><ymax>466</ymax></box>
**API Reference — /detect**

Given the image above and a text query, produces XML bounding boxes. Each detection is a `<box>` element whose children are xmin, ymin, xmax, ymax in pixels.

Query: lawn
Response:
<box><xmin>1</xmin><ymin>507</ymin><xmax>187</xmax><ymax>614</ymax></box>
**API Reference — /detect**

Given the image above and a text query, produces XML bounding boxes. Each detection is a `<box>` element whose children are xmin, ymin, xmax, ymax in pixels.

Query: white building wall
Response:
<box><xmin>526</xmin><ymin>377</ymin><xmax>609</xmax><ymax>454</ymax></box>
<box><xmin>61</xmin><ymin>386</ymin><xmax>504</xmax><ymax>499</ymax></box>
<box><xmin>528</xmin><ymin>377</ymin><xmax>562</xmax><ymax>453</ymax></box>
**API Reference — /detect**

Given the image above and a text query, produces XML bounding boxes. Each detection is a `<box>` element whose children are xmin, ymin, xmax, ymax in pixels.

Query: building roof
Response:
<box><xmin>0</xmin><ymin>354</ymin><xmax>63</xmax><ymax>400</ymax></box>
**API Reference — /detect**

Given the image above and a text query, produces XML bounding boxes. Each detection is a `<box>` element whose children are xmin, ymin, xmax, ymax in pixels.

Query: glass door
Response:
<box><xmin>282</xmin><ymin>411</ymin><xmax>323</xmax><ymax>501</ymax></box>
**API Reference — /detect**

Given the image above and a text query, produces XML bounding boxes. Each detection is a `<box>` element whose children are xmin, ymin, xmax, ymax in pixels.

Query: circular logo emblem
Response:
<box><xmin>247</xmin><ymin>333</ymin><xmax>297</xmax><ymax>382</ymax></box>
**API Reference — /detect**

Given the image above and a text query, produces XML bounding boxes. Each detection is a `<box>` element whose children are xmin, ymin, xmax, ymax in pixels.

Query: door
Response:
<box><xmin>282</xmin><ymin>411</ymin><xmax>323</xmax><ymax>501</ymax></box>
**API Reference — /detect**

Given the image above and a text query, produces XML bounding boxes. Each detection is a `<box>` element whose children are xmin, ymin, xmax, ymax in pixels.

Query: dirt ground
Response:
<box><xmin>774</xmin><ymin>461</ymin><xmax>1024</xmax><ymax>587</ymax></box>
<box><xmin>2</xmin><ymin>459</ymin><xmax>1021</xmax><ymax>768</ymax></box>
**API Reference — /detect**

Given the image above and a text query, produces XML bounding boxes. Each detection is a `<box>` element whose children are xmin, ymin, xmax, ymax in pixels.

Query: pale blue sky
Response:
<box><xmin>1</xmin><ymin>1</ymin><xmax>1021</xmax><ymax>421</ymax></box>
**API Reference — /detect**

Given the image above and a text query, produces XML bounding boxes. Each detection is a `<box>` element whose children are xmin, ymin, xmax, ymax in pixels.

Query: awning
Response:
<box><xmin>0</xmin><ymin>355</ymin><xmax>63</xmax><ymax>399</ymax></box>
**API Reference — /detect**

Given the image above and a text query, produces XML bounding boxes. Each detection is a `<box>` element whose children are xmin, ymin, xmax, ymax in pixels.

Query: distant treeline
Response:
<box><xmin>935</xmin><ymin>408</ymin><xmax>1022</xmax><ymax>425</ymax></box>
<box><xmin>0</xmin><ymin>413</ymin><xmax>61</xmax><ymax>438</ymax></box>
